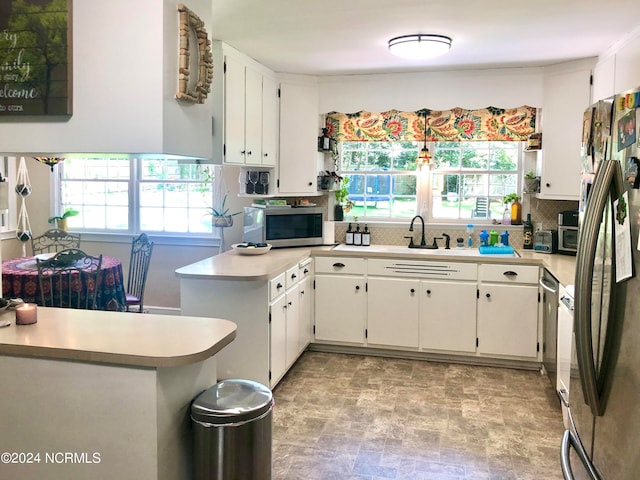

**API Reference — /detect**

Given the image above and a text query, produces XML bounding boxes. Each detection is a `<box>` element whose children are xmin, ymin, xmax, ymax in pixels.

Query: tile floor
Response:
<box><xmin>272</xmin><ymin>351</ymin><xmax>565</xmax><ymax>480</ymax></box>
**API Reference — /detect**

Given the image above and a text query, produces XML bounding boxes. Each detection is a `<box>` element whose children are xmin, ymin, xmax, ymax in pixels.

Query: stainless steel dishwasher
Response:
<box><xmin>540</xmin><ymin>269</ymin><xmax>560</xmax><ymax>390</ymax></box>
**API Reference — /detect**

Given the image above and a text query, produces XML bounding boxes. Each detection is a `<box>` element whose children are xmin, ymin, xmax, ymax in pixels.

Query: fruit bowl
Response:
<box><xmin>231</xmin><ymin>243</ymin><xmax>272</xmax><ymax>255</ymax></box>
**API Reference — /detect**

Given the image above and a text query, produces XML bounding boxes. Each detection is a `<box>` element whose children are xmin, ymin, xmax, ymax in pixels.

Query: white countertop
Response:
<box><xmin>0</xmin><ymin>307</ymin><xmax>237</xmax><ymax>368</ymax></box>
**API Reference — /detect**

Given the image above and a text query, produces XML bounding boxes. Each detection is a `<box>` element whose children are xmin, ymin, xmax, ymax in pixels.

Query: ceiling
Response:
<box><xmin>211</xmin><ymin>0</ymin><xmax>640</xmax><ymax>76</ymax></box>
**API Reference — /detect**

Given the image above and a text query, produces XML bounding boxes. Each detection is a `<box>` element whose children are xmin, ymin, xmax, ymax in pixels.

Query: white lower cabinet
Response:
<box><xmin>314</xmin><ymin>256</ymin><xmax>367</xmax><ymax>344</ymax></box>
<box><xmin>477</xmin><ymin>264</ymin><xmax>540</xmax><ymax>358</ymax></box>
<box><xmin>367</xmin><ymin>277</ymin><xmax>419</xmax><ymax>348</ymax></box>
<box><xmin>420</xmin><ymin>280</ymin><xmax>477</xmax><ymax>353</ymax></box>
<box><xmin>298</xmin><ymin>275</ymin><xmax>313</xmax><ymax>354</ymax></box>
<box><xmin>284</xmin><ymin>283</ymin><xmax>300</xmax><ymax>369</ymax></box>
<box><xmin>269</xmin><ymin>294</ymin><xmax>287</xmax><ymax>386</ymax></box>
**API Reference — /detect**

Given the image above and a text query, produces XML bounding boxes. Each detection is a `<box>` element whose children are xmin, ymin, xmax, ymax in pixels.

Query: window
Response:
<box><xmin>338</xmin><ymin>141</ymin><xmax>522</xmax><ymax>222</ymax></box>
<box><xmin>430</xmin><ymin>141</ymin><xmax>521</xmax><ymax>222</ymax></box>
<box><xmin>58</xmin><ymin>158</ymin><xmax>215</xmax><ymax>235</ymax></box>
<box><xmin>339</xmin><ymin>142</ymin><xmax>418</xmax><ymax>220</ymax></box>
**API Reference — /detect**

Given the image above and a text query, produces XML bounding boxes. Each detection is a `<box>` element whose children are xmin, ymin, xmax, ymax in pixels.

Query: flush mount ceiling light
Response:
<box><xmin>388</xmin><ymin>34</ymin><xmax>452</xmax><ymax>59</ymax></box>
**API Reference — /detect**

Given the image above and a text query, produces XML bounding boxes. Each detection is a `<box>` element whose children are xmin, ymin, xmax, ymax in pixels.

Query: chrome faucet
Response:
<box><xmin>409</xmin><ymin>215</ymin><xmax>427</xmax><ymax>247</ymax></box>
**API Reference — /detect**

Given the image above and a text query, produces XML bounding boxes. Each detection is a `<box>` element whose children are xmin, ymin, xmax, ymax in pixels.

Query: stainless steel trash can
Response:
<box><xmin>191</xmin><ymin>379</ymin><xmax>274</xmax><ymax>480</ymax></box>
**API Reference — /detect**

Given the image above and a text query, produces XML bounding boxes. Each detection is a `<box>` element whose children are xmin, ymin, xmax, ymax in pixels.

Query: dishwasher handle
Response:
<box><xmin>539</xmin><ymin>277</ymin><xmax>558</xmax><ymax>294</ymax></box>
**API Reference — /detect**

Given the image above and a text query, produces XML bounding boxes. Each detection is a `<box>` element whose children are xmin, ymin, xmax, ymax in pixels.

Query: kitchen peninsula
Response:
<box><xmin>0</xmin><ymin>308</ymin><xmax>236</xmax><ymax>480</ymax></box>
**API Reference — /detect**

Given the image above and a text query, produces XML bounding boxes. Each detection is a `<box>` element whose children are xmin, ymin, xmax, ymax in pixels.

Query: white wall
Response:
<box><xmin>318</xmin><ymin>67</ymin><xmax>545</xmax><ymax>113</ymax></box>
<box><xmin>0</xmin><ymin>0</ymin><xmax>213</xmax><ymax>159</ymax></box>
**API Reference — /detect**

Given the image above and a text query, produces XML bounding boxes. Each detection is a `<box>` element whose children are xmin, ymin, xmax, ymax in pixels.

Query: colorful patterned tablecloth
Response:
<box><xmin>1</xmin><ymin>255</ymin><xmax>127</xmax><ymax>311</ymax></box>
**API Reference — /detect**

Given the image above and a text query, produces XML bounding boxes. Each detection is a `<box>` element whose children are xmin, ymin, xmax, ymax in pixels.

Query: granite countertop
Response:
<box><xmin>0</xmin><ymin>307</ymin><xmax>236</xmax><ymax>368</ymax></box>
<box><xmin>176</xmin><ymin>244</ymin><xmax>576</xmax><ymax>288</ymax></box>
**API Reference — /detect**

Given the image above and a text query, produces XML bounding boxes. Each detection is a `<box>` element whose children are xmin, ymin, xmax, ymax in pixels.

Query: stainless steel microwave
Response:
<box><xmin>243</xmin><ymin>206</ymin><xmax>324</xmax><ymax>248</ymax></box>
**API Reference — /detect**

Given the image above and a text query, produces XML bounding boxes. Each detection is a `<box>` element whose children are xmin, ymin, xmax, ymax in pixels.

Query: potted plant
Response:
<box><xmin>524</xmin><ymin>171</ymin><xmax>540</xmax><ymax>193</ymax></box>
<box><xmin>207</xmin><ymin>194</ymin><xmax>241</xmax><ymax>228</ymax></box>
<box><xmin>48</xmin><ymin>208</ymin><xmax>79</xmax><ymax>231</ymax></box>
<box><xmin>334</xmin><ymin>177</ymin><xmax>353</xmax><ymax>221</ymax></box>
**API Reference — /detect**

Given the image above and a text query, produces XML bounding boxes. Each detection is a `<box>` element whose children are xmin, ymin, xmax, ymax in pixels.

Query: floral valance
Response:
<box><xmin>325</xmin><ymin>106</ymin><xmax>537</xmax><ymax>142</ymax></box>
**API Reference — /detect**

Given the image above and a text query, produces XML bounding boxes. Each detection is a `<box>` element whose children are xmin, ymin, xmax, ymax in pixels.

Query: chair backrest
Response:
<box><xmin>31</xmin><ymin>229</ymin><xmax>82</xmax><ymax>255</ymax></box>
<box><xmin>127</xmin><ymin>233</ymin><xmax>154</xmax><ymax>311</ymax></box>
<box><xmin>472</xmin><ymin>197</ymin><xmax>489</xmax><ymax>219</ymax></box>
<box><xmin>36</xmin><ymin>248</ymin><xmax>103</xmax><ymax>310</ymax></box>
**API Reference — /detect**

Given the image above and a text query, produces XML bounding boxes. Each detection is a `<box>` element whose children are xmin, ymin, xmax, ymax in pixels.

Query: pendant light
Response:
<box><xmin>34</xmin><ymin>156</ymin><xmax>65</xmax><ymax>172</ymax></box>
<box><xmin>417</xmin><ymin>112</ymin><xmax>432</xmax><ymax>167</ymax></box>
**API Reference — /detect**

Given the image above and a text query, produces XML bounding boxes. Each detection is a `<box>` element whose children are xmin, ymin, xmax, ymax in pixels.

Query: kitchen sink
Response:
<box><xmin>331</xmin><ymin>243</ymin><xmax>519</xmax><ymax>257</ymax></box>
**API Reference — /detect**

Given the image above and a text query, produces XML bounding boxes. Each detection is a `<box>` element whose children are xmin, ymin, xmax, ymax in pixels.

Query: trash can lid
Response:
<box><xmin>191</xmin><ymin>379</ymin><xmax>273</xmax><ymax>424</ymax></box>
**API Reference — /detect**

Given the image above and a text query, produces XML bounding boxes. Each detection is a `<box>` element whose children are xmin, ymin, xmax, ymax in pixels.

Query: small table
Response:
<box><xmin>1</xmin><ymin>255</ymin><xmax>127</xmax><ymax>311</ymax></box>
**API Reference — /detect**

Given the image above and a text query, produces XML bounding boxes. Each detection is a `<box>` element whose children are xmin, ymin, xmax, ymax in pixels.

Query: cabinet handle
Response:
<box><xmin>288</xmin><ymin>301</ymin><xmax>292</xmax><ymax>306</ymax></box>
<box><xmin>303</xmin><ymin>268</ymin><xmax>309</xmax><ymax>274</ymax></box>
<box><xmin>308</xmin><ymin>182</ymin><xmax>313</xmax><ymax>186</ymax></box>
<box><xmin>546</xmin><ymin>182</ymin><xmax>551</xmax><ymax>187</ymax></box>
<box><xmin>486</xmin><ymin>293</ymin><xmax>491</xmax><ymax>298</ymax></box>
<box><xmin>410</xmin><ymin>288</ymin><xmax>415</xmax><ymax>294</ymax></box>
<box><xmin>355</xmin><ymin>285</ymin><xmax>360</xmax><ymax>291</ymax></box>
<box><xmin>241</xmin><ymin>150</ymin><xmax>246</xmax><ymax>154</ymax></box>
<box><xmin>300</xmin><ymin>290</ymin><xmax>305</xmax><ymax>295</ymax></box>
<box><xmin>283</xmin><ymin>304</ymin><xmax>287</xmax><ymax>310</ymax></box>
<box><xmin>264</xmin><ymin>153</ymin><xmax>268</xmax><ymax>157</ymax></box>
<box><xmin>291</xmin><ymin>273</ymin><xmax>297</xmax><ymax>280</ymax></box>
<box><xmin>332</xmin><ymin>263</ymin><xmax>346</xmax><ymax>268</ymax></box>
<box><xmin>426</xmin><ymin>289</ymin><xmax>431</xmax><ymax>295</ymax></box>
<box><xmin>247</xmin><ymin>150</ymin><xmax>252</xmax><ymax>155</ymax></box>
<box><xmin>503</xmin><ymin>271</ymin><xmax>518</xmax><ymax>277</ymax></box>
<box><xmin>276</xmin><ymin>283</ymin><xmax>283</xmax><ymax>289</ymax></box>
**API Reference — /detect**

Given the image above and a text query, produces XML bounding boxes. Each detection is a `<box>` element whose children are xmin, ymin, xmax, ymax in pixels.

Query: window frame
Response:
<box><xmin>54</xmin><ymin>158</ymin><xmax>217</xmax><ymax>239</ymax></box>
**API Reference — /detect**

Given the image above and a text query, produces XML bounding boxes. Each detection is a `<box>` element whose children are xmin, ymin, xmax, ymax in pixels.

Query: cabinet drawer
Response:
<box><xmin>368</xmin><ymin>258</ymin><xmax>477</xmax><ymax>281</ymax></box>
<box><xmin>315</xmin><ymin>256</ymin><xmax>366</xmax><ymax>275</ymax></box>
<box><xmin>285</xmin><ymin>265</ymin><xmax>300</xmax><ymax>289</ymax></box>
<box><xmin>269</xmin><ymin>272</ymin><xmax>286</xmax><ymax>301</ymax></box>
<box><xmin>479</xmin><ymin>264</ymin><xmax>539</xmax><ymax>284</ymax></box>
<box><xmin>299</xmin><ymin>258</ymin><xmax>313</xmax><ymax>279</ymax></box>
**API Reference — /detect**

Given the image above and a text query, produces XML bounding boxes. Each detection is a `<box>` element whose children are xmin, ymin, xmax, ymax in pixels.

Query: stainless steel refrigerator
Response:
<box><xmin>561</xmin><ymin>88</ymin><xmax>640</xmax><ymax>479</ymax></box>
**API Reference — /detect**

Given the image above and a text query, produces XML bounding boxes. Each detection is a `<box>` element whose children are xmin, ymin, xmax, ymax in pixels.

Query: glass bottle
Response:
<box><xmin>523</xmin><ymin>214</ymin><xmax>534</xmax><ymax>249</ymax></box>
<box><xmin>466</xmin><ymin>224</ymin><xmax>474</xmax><ymax>248</ymax></box>
<box><xmin>353</xmin><ymin>224</ymin><xmax>362</xmax><ymax>246</ymax></box>
<box><xmin>345</xmin><ymin>223</ymin><xmax>354</xmax><ymax>245</ymax></box>
<box><xmin>511</xmin><ymin>199</ymin><xmax>522</xmax><ymax>225</ymax></box>
<box><xmin>362</xmin><ymin>225</ymin><xmax>371</xmax><ymax>246</ymax></box>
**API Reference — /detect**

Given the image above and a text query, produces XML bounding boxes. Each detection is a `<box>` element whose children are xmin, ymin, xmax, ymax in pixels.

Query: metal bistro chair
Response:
<box><xmin>31</xmin><ymin>229</ymin><xmax>81</xmax><ymax>255</ymax></box>
<box><xmin>36</xmin><ymin>248</ymin><xmax>103</xmax><ymax>310</ymax></box>
<box><xmin>126</xmin><ymin>233</ymin><xmax>154</xmax><ymax>313</ymax></box>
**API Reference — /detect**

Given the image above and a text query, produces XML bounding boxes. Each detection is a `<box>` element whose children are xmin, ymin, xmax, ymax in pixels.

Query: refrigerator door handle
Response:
<box><xmin>561</xmin><ymin>429</ymin><xmax>602</xmax><ymax>480</ymax></box>
<box><xmin>574</xmin><ymin>159</ymin><xmax>624</xmax><ymax>416</ymax></box>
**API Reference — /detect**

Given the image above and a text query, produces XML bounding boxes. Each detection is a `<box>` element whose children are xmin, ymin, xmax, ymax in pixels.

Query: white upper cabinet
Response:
<box><xmin>1</xmin><ymin>0</ymin><xmax>214</xmax><ymax>159</ymax></box>
<box><xmin>212</xmin><ymin>42</ymin><xmax>277</xmax><ymax>166</ymax></box>
<box><xmin>277</xmin><ymin>80</ymin><xmax>320</xmax><ymax>195</ymax></box>
<box><xmin>537</xmin><ymin>62</ymin><xmax>594</xmax><ymax>200</ymax></box>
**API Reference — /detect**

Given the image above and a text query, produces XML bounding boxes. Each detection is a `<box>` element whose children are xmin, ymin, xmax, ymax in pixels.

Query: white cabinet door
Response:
<box><xmin>298</xmin><ymin>276</ymin><xmax>313</xmax><ymax>354</ymax></box>
<box><xmin>420</xmin><ymin>280</ymin><xmax>477</xmax><ymax>353</ymax></box>
<box><xmin>477</xmin><ymin>284</ymin><xmax>539</xmax><ymax>358</ymax></box>
<box><xmin>367</xmin><ymin>277</ymin><xmax>419</xmax><ymax>348</ymax></box>
<box><xmin>261</xmin><ymin>75</ymin><xmax>278</xmax><ymax>166</ymax></box>
<box><xmin>314</xmin><ymin>274</ymin><xmax>366</xmax><ymax>344</ymax></box>
<box><xmin>244</xmin><ymin>66</ymin><xmax>263</xmax><ymax>164</ymax></box>
<box><xmin>270</xmin><ymin>294</ymin><xmax>287</xmax><ymax>387</ymax></box>
<box><xmin>285</xmin><ymin>284</ymin><xmax>300</xmax><ymax>369</ymax></box>
<box><xmin>278</xmin><ymin>82</ymin><xmax>319</xmax><ymax>194</ymax></box>
<box><xmin>538</xmin><ymin>66</ymin><xmax>592</xmax><ymax>200</ymax></box>
<box><xmin>224</xmin><ymin>55</ymin><xmax>246</xmax><ymax>165</ymax></box>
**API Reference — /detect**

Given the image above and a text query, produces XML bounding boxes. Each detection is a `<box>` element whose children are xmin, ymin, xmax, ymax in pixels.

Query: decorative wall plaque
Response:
<box><xmin>0</xmin><ymin>0</ymin><xmax>72</xmax><ymax>116</ymax></box>
<box><xmin>176</xmin><ymin>3</ymin><xmax>213</xmax><ymax>104</ymax></box>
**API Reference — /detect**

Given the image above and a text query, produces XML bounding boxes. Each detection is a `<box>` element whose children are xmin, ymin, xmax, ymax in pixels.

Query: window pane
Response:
<box><xmin>490</xmin><ymin>147</ymin><xmax>518</xmax><ymax>170</ymax></box>
<box><xmin>366</xmin><ymin>150</ymin><xmax>391</xmax><ymax>170</ymax></box>
<box><xmin>394</xmin><ymin>150</ymin><xmax>418</xmax><ymax>171</ymax></box>
<box><xmin>342</xmin><ymin>150</ymin><xmax>366</xmax><ymax>171</ymax></box>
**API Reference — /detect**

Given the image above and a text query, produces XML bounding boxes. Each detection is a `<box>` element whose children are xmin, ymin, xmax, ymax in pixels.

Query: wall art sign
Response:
<box><xmin>176</xmin><ymin>3</ymin><xmax>213</xmax><ymax>104</ymax></box>
<box><xmin>0</xmin><ymin>0</ymin><xmax>72</xmax><ymax>116</ymax></box>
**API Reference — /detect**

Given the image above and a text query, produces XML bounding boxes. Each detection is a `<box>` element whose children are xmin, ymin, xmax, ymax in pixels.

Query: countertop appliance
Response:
<box><xmin>533</xmin><ymin>230</ymin><xmax>558</xmax><ymax>253</ymax></box>
<box><xmin>560</xmin><ymin>87</ymin><xmax>640</xmax><ymax>479</ymax></box>
<box><xmin>243</xmin><ymin>206</ymin><xmax>324</xmax><ymax>248</ymax></box>
<box><xmin>540</xmin><ymin>269</ymin><xmax>560</xmax><ymax>390</ymax></box>
<box><xmin>558</xmin><ymin>210</ymin><xmax>579</xmax><ymax>255</ymax></box>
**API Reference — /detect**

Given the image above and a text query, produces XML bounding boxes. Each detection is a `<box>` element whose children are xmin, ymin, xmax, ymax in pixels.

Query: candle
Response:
<box><xmin>15</xmin><ymin>303</ymin><xmax>38</xmax><ymax>325</ymax></box>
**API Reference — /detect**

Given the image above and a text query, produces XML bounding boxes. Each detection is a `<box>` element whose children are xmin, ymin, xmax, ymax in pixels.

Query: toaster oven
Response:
<box><xmin>533</xmin><ymin>230</ymin><xmax>558</xmax><ymax>254</ymax></box>
<box><xmin>557</xmin><ymin>210</ymin><xmax>579</xmax><ymax>255</ymax></box>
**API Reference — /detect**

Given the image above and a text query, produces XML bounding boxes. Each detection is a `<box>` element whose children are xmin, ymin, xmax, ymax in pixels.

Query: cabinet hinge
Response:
<box><xmin>589</xmin><ymin>74</ymin><xmax>593</xmax><ymax>85</ymax></box>
<box><xmin>313</xmin><ymin>325</ymin><xmax>315</xmax><ymax>334</ymax></box>
<box><xmin>313</xmin><ymin>279</ymin><xmax>315</xmax><ymax>290</ymax></box>
<box><xmin>365</xmin><ymin>282</ymin><xmax>368</xmax><ymax>292</ymax></box>
<box><xmin>277</xmin><ymin>179</ymin><xmax>280</xmax><ymax>188</ymax></box>
<box><xmin>476</xmin><ymin>289</ymin><xmax>479</xmax><ymax>299</ymax></box>
<box><xmin>365</xmin><ymin>329</ymin><xmax>368</xmax><ymax>339</ymax></box>
<box><xmin>537</xmin><ymin>342</ymin><xmax>540</xmax><ymax>352</ymax></box>
<box><xmin>476</xmin><ymin>338</ymin><xmax>479</xmax><ymax>347</ymax></box>
<box><xmin>211</xmin><ymin>117</ymin><xmax>215</xmax><ymax>137</ymax></box>
<box><xmin>223</xmin><ymin>144</ymin><xmax>226</xmax><ymax>157</ymax></box>
<box><xmin>268</xmin><ymin>370</ymin><xmax>271</xmax><ymax>381</ymax></box>
<box><xmin>277</xmin><ymin>88</ymin><xmax>281</xmax><ymax>98</ymax></box>
<box><xmin>223</xmin><ymin>61</ymin><xmax>226</xmax><ymax>74</ymax></box>
<box><xmin>269</xmin><ymin>312</ymin><xmax>271</xmax><ymax>324</ymax></box>
<box><xmin>538</xmin><ymin>292</ymin><xmax>541</xmax><ymax>303</ymax></box>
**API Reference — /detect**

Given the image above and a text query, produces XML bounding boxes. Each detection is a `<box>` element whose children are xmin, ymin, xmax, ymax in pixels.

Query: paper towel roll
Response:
<box><xmin>323</xmin><ymin>221</ymin><xmax>335</xmax><ymax>245</ymax></box>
